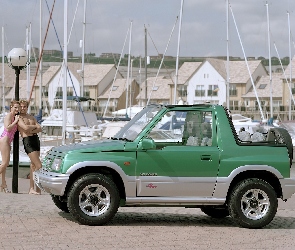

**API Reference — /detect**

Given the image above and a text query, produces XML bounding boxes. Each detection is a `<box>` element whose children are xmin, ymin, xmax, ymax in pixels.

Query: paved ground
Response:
<box><xmin>0</xmin><ymin>167</ymin><xmax>295</xmax><ymax>249</ymax></box>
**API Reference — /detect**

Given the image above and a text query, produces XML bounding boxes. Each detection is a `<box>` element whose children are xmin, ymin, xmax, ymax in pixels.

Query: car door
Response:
<box><xmin>135</xmin><ymin>109</ymin><xmax>220</xmax><ymax>197</ymax></box>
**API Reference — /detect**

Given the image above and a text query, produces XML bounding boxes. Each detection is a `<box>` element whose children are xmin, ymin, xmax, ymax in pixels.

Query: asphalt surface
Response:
<box><xmin>0</xmin><ymin>166</ymin><xmax>294</xmax><ymax>249</ymax></box>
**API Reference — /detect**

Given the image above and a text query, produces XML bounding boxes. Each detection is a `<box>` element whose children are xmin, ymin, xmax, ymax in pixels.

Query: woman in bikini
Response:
<box><xmin>0</xmin><ymin>100</ymin><xmax>20</xmax><ymax>193</ymax></box>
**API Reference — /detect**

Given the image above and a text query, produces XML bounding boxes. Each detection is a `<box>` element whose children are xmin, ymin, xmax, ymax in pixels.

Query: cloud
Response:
<box><xmin>0</xmin><ymin>0</ymin><xmax>294</xmax><ymax>59</ymax></box>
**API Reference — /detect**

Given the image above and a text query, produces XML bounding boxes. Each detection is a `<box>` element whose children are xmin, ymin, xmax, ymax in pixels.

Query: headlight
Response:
<box><xmin>51</xmin><ymin>158</ymin><xmax>62</xmax><ymax>171</ymax></box>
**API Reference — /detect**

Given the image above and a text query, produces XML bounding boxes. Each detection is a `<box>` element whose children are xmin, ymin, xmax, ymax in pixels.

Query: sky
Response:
<box><xmin>1</xmin><ymin>0</ymin><xmax>295</xmax><ymax>60</ymax></box>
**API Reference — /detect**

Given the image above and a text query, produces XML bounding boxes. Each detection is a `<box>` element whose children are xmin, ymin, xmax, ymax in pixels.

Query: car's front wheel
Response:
<box><xmin>51</xmin><ymin>194</ymin><xmax>69</xmax><ymax>213</ymax></box>
<box><xmin>67</xmin><ymin>173</ymin><xmax>120</xmax><ymax>226</ymax></box>
<box><xmin>228</xmin><ymin>178</ymin><xmax>277</xmax><ymax>229</ymax></box>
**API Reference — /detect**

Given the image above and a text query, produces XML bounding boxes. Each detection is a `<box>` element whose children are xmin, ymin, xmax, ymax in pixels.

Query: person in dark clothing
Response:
<box><xmin>18</xmin><ymin>100</ymin><xmax>42</xmax><ymax>195</ymax></box>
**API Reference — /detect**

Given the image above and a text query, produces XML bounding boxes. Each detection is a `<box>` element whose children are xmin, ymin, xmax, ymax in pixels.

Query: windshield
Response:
<box><xmin>113</xmin><ymin>105</ymin><xmax>163</xmax><ymax>141</ymax></box>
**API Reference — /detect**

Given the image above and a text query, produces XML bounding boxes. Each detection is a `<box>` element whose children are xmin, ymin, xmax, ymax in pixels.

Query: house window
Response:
<box><xmin>195</xmin><ymin>85</ymin><xmax>205</xmax><ymax>97</ymax></box>
<box><xmin>178</xmin><ymin>85</ymin><xmax>187</xmax><ymax>97</ymax></box>
<box><xmin>258</xmin><ymin>84</ymin><xmax>267</xmax><ymax>89</ymax></box>
<box><xmin>83</xmin><ymin>86</ymin><xmax>90</xmax><ymax>97</ymax></box>
<box><xmin>229</xmin><ymin>84</ymin><xmax>237</xmax><ymax>96</ymax></box>
<box><xmin>229</xmin><ymin>89</ymin><xmax>237</xmax><ymax>96</ymax></box>
<box><xmin>55</xmin><ymin>87</ymin><xmax>63</xmax><ymax>98</ymax></box>
<box><xmin>207</xmin><ymin>85</ymin><xmax>218</xmax><ymax>96</ymax></box>
<box><xmin>42</xmin><ymin>86</ymin><xmax>48</xmax><ymax>97</ymax></box>
<box><xmin>67</xmin><ymin>87</ymin><xmax>73</xmax><ymax>96</ymax></box>
<box><xmin>99</xmin><ymin>100</ymin><xmax>107</xmax><ymax>107</ymax></box>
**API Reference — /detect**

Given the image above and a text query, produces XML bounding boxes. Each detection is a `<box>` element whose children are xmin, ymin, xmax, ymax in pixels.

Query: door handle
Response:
<box><xmin>201</xmin><ymin>155</ymin><xmax>212</xmax><ymax>161</ymax></box>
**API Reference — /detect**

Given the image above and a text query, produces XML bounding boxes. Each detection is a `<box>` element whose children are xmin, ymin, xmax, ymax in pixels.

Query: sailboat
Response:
<box><xmin>38</xmin><ymin>0</ymin><xmax>105</xmax><ymax>144</ymax></box>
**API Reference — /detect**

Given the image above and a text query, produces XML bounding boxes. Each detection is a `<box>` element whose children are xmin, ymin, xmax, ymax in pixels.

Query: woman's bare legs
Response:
<box><xmin>0</xmin><ymin>137</ymin><xmax>11</xmax><ymax>191</ymax></box>
<box><xmin>27</xmin><ymin>150</ymin><xmax>42</xmax><ymax>194</ymax></box>
<box><xmin>1</xmin><ymin>168</ymin><xmax>7</xmax><ymax>186</ymax></box>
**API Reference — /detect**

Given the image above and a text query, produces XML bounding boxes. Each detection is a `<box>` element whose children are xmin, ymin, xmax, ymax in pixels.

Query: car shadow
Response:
<box><xmin>58</xmin><ymin>211</ymin><xmax>295</xmax><ymax>228</ymax></box>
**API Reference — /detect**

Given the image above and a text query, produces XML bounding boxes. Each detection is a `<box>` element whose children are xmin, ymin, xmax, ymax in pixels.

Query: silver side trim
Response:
<box><xmin>279</xmin><ymin>178</ymin><xmax>295</xmax><ymax>199</ymax></box>
<box><xmin>213</xmin><ymin>165</ymin><xmax>285</xmax><ymax>199</ymax></box>
<box><xmin>136</xmin><ymin>176</ymin><xmax>216</xmax><ymax>197</ymax></box>
<box><xmin>66</xmin><ymin>161</ymin><xmax>136</xmax><ymax>196</ymax></box>
<box><xmin>125</xmin><ymin>197</ymin><xmax>225</xmax><ymax>206</ymax></box>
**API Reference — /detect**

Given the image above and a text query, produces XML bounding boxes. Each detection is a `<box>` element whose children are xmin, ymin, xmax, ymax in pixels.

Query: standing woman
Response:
<box><xmin>0</xmin><ymin>100</ymin><xmax>20</xmax><ymax>192</ymax></box>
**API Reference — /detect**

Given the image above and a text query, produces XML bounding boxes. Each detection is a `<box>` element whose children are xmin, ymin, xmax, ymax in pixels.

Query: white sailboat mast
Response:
<box><xmin>26</xmin><ymin>24</ymin><xmax>31</xmax><ymax>108</ymax></box>
<box><xmin>144</xmin><ymin>25</ymin><xmax>147</xmax><ymax>105</ymax></box>
<box><xmin>266</xmin><ymin>2</ymin><xmax>273</xmax><ymax>119</ymax></box>
<box><xmin>230</xmin><ymin>5</ymin><xmax>265</xmax><ymax>120</ymax></box>
<box><xmin>173</xmin><ymin>0</ymin><xmax>184</xmax><ymax>104</ymax></box>
<box><xmin>226</xmin><ymin>0</ymin><xmax>230</xmax><ymax>109</ymax></box>
<box><xmin>125</xmin><ymin>21</ymin><xmax>132</xmax><ymax>118</ymax></box>
<box><xmin>2</xmin><ymin>27</ymin><xmax>5</xmax><ymax>116</ymax></box>
<box><xmin>39</xmin><ymin>0</ymin><xmax>43</xmax><ymax>110</ymax></box>
<box><xmin>81</xmin><ymin>0</ymin><xmax>86</xmax><ymax>96</ymax></box>
<box><xmin>62</xmin><ymin>0</ymin><xmax>68</xmax><ymax>145</ymax></box>
<box><xmin>288</xmin><ymin>11</ymin><xmax>292</xmax><ymax>120</ymax></box>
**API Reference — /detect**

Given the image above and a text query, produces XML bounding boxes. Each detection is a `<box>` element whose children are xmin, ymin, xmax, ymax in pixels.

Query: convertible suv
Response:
<box><xmin>34</xmin><ymin>104</ymin><xmax>295</xmax><ymax>228</ymax></box>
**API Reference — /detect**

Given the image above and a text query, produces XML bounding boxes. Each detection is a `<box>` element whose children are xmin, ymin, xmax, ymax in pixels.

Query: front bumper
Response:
<box><xmin>280</xmin><ymin>178</ymin><xmax>295</xmax><ymax>200</ymax></box>
<box><xmin>33</xmin><ymin>169</ymin><xmax>69</xmax><ymax>196</ymax></box>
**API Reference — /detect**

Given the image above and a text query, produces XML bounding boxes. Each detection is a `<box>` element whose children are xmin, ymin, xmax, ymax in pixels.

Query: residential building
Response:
<box><xmin>282</xmin><ymin>55</ymin><xmax>295</xmax><ymax>108</ymax></box>
<box><xmin>173</xmin><ymin>59</ymin><xmax>268</xmax><ymax>110</ymax></box>
<box><xmin>169</xmin><ymin>62</ymin><xmax>203</xmax><ymax>104</ymax></box>
<box><xmin>0</xmin><ymin>63</ymin><xmax>28</xmax><ymax>111</ymax></box>
<box><xmin>98</xmin><ymin>78</ymin><xmax>139</xmax><ymax>115</ymax></box>
<box><xmin>137</xmin><ymin>76</ymin><xmax>171</xmax><ymax>106</ymax></box>
<box><xmin>30</xmin><ymin>63</ymin><xmax>123</xmax><ymax>113</ymax></box>
<box><xmin>2</xmin><ymin>56</ymin><xmax>295</xmax><ymax>122</ymax></box>
<box><xmin>100</xmin><ymin>53</ymin><xmax>121</xmax><ymax>59</ymax></box>
<box><xmin>242</xmin><ymin>74</ymin><xmax>283</xmax><ymax>120</ymax></box>
<box><xmin>42</xmin><ymin>50</ymin><xmax>73</xmax><ymax>58</ymax></box>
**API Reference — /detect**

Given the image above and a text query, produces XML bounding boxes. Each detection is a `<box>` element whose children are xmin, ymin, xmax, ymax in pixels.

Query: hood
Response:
<box><xmin>51</xmin><ymin>139</ymin><xmax>126</xmax><ymax>154</ymax></box>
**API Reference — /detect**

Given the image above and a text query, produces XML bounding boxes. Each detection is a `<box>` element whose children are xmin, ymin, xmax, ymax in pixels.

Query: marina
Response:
<box><xmin>0</xmin><ymin>1</ymin><xmax>295</xmax><ymax>172</ymax></box>
<box><xmin>0</xmin><ymin>2</ymin><xmax>295</xmax><ymax>249</ymax></box>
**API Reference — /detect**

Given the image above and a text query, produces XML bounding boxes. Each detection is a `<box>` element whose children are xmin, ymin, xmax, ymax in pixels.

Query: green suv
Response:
<box><xmin>34</xmin><ymin>104</ymin><xmax>295</xmax><ymax>228</ymax></box>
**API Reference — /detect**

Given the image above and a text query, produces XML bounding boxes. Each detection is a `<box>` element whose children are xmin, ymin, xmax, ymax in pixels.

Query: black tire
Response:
<box><xmin>268</xmin><ymin>127</ymin><xmax>293</xmax><ymax>164</ymax></box>
<box><xmin>201</xmin><ymin>206</ymin><xmax>229</xmax><ymax>218</ymax></box>
<box><xmin>67</xmin><ymin>173</ymin><xmax>120</xmax><ymax>226</ymax></box>
<box><xmin>51</xmin><ymin>194</ymin><xmax>69</xmax><ymax>213</ymax></box>
<box><xmin>228</xmin><ymin>178</ymin><xmax>277</xmax><ymax>229</ymax></box>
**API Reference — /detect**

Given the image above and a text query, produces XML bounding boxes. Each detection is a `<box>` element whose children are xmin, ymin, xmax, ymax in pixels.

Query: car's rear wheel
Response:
<box><xmin>228</xmin><ymin>178</ymin><xmax>277</xmax><ymax>229</ymax></box>
<box><xmin>67</xmin><ymin>173</ymin><xmax>120</xmax><ymax>226</ymax></box>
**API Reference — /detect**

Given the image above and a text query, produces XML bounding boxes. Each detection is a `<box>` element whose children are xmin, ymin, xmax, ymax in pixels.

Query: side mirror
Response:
<box><xmin>139</xmin><ymin>138</ymin><xmax>156</xmax><ymax>150</ymax></box>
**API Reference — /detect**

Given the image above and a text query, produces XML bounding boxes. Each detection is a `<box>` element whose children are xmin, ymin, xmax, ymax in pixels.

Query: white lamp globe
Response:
<box><xmin>7</xmin><ymin>48</ymin><xmax>27</xmax><ymax>67</ymax></box>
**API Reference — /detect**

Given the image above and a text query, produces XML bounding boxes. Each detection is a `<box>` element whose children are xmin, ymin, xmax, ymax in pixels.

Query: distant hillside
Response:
<box><xmin>0</xmin><ymin>54</ymin><xmax>286</xmax><ymax>69</ymax></box>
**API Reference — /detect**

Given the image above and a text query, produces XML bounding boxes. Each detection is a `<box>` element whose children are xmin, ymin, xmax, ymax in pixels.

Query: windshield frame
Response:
<box><xmin>112</xmin><ymin>104</ymin><xmax>165</xmax><ymax>141</ymax></box>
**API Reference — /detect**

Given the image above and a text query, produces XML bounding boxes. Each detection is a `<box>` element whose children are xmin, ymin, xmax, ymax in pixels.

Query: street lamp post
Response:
<box><xmin>7</xmin><ymin>48</ymin><xmax>28</xmax><ymax>193</ymax></box>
